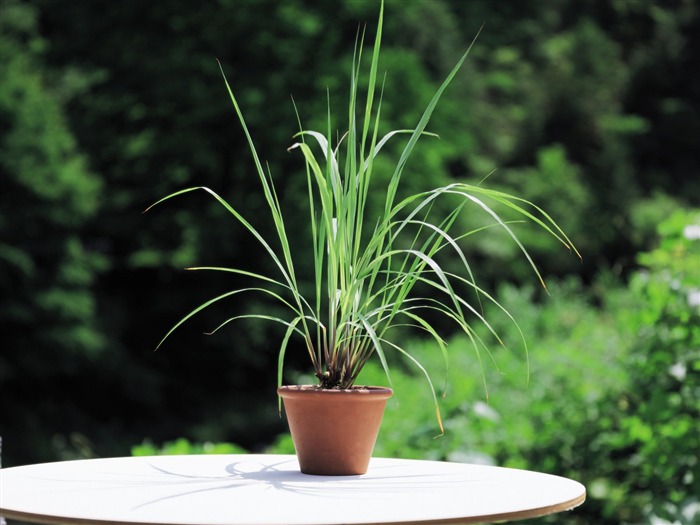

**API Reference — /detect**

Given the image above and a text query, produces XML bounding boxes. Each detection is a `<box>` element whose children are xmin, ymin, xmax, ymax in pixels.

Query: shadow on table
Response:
<box><xmin>134</xmin><ymin>456</ymin><xmax>484</xmax><ymax>510</ymax></box>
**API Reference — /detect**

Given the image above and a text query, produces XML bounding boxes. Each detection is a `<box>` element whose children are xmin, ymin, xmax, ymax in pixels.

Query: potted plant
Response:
<box><xmin>146</xmin><ymin>1</ymin><xmax>578</xmax><ymax>475</ymax></box>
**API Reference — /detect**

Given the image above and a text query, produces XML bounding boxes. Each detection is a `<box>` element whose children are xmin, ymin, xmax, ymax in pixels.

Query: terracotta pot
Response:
<box><xmin>277</xmin><ymin>385</ymin><xmax>393</xmax><ymax>475</ymax></box>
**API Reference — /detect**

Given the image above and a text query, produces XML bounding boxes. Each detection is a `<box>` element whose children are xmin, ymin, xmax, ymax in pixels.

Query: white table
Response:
<box><xmin>0</xmin><ymin>454</ymin><xmax>585</xmax><ymax>525</ymax></box>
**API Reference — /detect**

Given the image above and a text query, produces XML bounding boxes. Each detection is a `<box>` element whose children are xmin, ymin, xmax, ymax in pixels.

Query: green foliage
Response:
<box><xmin>589</xmin><ymin>209</ymin><xmax>699</xmax><ymax>524</ymax></box>
<box><xmin>0</xmin><ymin>0</ymin><xmax>108</xmax><ymax>462</ymax></box>
<box><xmin>132</xmin><ymin>437</ymin><xmax>247</xmax><ymax>457</ymax></box>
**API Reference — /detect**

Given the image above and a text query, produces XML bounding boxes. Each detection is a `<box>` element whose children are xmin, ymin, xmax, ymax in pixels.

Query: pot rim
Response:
<box><xmin>277</xmin><ymin>384</ymin><xmax>393</xmax><ymax>399</ymax></box>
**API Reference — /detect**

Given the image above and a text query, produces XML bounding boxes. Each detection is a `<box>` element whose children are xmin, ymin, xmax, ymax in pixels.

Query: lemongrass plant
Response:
<box><xmin>147</xmin><ymin>2</ymin><xmax>578</xmax><ymax>429</ymax></box>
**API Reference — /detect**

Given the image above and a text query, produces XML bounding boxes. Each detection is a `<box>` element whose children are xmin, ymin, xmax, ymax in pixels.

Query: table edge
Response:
<box><xmin>1</xmin><ymin>491</ymin><xmax>586</xmax><ymax>525</ymax></box>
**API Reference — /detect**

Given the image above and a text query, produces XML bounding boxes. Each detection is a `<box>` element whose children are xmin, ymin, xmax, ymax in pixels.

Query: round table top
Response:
<box><xmin>0</xmin><ymin>454</ymin><xmax>585</xmax><ymax>525</ymax></box>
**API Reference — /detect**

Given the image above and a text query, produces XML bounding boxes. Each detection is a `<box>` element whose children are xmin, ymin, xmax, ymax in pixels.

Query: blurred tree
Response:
<box><xmin>442</xmin><ymin>0</ymin><xmax>699</xmax><ymax>280</ymax></box>
<box><xmin>0</xmin><ymin>0</ymin><xmax>106</xmax><ymax>462</ymax></box>
<box><xmin>587</xmin><ymin>210</ymin><xmax>700</xmax><ymax>524</ymax></box>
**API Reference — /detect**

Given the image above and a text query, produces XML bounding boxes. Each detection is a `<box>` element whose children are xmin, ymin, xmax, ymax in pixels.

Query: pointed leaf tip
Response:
<box><xmin>436</xmin><ymin>407</ymin><xmax>444</xmax><ymax>435</ymax></box>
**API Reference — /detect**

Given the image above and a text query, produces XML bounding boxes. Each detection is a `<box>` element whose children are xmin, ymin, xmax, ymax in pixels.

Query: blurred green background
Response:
<box><xmin>1</xmin><ymin>0</ymin><xmax>698</xmax><ymax>523</ymax></box>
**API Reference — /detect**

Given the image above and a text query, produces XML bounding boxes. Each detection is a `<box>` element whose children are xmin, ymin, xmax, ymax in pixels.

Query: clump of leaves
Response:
<box><xmin>147</xmin><ymin>1</ymin><xmax>578</xmax><ymax>430</ymax></box>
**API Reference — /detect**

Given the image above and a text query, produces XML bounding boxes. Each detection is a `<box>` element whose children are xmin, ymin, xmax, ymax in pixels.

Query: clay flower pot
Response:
<box><xmin>277</xmin><ymin>385</ymin><xmax>393</xmax><ymax>475</ymax></box>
